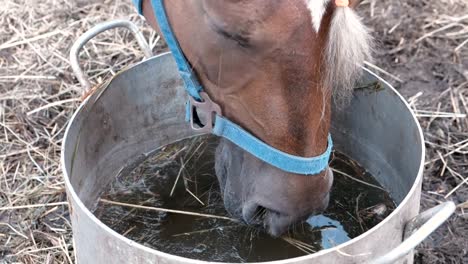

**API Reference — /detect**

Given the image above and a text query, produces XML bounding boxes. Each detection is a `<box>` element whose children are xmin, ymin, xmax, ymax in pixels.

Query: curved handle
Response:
<box><xmin>69</xmin><ymin>19</ymin><xmax>152</xmax><ymax>92</ymax></box>
<box><xmin>375</xmin><ymin>201</ymin><xmax>456</xmax><ymax>264</ymax></box>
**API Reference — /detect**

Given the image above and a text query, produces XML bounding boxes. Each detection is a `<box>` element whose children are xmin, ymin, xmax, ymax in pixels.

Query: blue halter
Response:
<box><xmin>133</xmin><ymin>0</ymin><xmax>333</xmax><ymax>175</ymax></box>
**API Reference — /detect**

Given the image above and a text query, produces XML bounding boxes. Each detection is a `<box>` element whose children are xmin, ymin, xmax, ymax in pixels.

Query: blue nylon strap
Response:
<box><xmin>133</xmin><ymin>0</ymin><xmax>333</xmax><ymax>175</ymax></box>
<box><xmin>213</xmin><ymin>115</ymin><xmax>333</xmax><ymax>175</ymax></box>
<box><xmin>132</xmin><ymin>0</ymin><xmax>144</xmax><ymax>15</ymax></box>
<box><xmin>151</xmin><ymin>0</ymin><xmax>203</xmax><ymax>101</ymax></box>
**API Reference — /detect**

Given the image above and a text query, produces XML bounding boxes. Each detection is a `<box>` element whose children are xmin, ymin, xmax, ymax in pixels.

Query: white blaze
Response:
<box><xmin>306</xmin><ymin>0</ymin><xmax>330</xmax><ymax>32</ymax></box>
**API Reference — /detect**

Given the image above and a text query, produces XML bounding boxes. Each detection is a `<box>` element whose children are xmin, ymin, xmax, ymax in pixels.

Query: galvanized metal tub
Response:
<box><xmin>62</xmin><ymin>20</ymin><xmax>455</xmax><ymax>264</ymax></box>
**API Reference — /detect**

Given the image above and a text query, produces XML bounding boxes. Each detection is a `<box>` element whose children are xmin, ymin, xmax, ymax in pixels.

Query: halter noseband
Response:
<box><xmin>133</xmin><ymin>0</ymin><xmax>333</xmax><ymax>175</ymax></box>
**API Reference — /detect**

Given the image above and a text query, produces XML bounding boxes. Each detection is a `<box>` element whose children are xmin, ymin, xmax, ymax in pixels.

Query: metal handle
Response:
<box><xmin>375</xmin><ymin>201</ymin><xmax>456</xmax><ymax>264</ymax></box>
<box><xmin>69</xmin><ymin>19</ymin><xmax>152</xmax><ymax>92</ymax></box>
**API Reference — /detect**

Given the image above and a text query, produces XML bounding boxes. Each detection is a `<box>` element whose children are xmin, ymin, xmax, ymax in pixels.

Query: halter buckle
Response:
<box><xmin>189</xmin><ymin>92</ymin><xmax>222</xmax><ymax>133</ymax></box>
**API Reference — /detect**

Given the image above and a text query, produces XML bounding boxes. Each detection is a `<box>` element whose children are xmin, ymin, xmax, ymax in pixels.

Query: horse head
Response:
<box><xmin>139</xmin><ymin>0</ymin><xmax>372</xmax><ymax>236</ymax></box>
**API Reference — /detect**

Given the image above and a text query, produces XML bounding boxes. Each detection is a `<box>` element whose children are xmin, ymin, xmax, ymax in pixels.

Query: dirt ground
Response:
<box><xmin>359</xmin><ymin>1</ymin><xmax>468</xmax><ymax>263</ymax></box>
<box><xmin>0</xmin><ymin>0</ymin><xmax>467</xmax><ymax>263</ymax></box>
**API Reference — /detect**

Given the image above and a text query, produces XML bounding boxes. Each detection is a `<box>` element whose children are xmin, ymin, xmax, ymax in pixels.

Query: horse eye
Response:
<box><xmin>209</xmin><ymin>21</ymin><xmax>252</xmax><ymax>48</ymax></box>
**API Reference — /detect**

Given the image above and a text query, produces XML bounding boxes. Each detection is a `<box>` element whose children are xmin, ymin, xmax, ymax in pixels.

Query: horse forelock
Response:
<box><xmin>325</xmin><ymin>7</ymin><xmax>373</xmax><ymax>104</ymax></box>
<box><xmin>306</xmin><ymin>0</ymin><xmax>331</xmax><ymax>32</ymax></box>
<box><xmin>306</xmin><ymin>1</ymin><xmax>373</xmax><ymax>104</ymax></box>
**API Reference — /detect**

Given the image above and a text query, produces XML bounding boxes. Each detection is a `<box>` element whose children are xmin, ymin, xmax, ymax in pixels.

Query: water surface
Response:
<box><xmin>94</xmin><ymin>135</ymin><xmax>395</xmax><ymax>262</ymax></box>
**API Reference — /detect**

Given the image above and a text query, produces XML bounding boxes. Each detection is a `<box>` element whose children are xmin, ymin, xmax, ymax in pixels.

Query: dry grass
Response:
<box><xmin>360</xmin><ymin>1</ymin><xmax>468</xmax><ymax>263</ymax></box>
<box><xmin>98</xmin><ymin>199</ymin><xmax>240</xmax><ymax>222</ymax></box>
<box><xmin>0</xmin><ymin>0</ymin><xmax>467</xmax><ymax>263</ymax></box>
<box><xmin>0</xmin><ymin>1</ymin><xmax>157</xmax><ymax>263</ymax></box>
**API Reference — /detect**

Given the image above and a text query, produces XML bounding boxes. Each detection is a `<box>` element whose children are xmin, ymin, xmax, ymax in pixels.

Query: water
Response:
<box><xmin>93</xmin><ymin>135</ymin><xmax>396</xmax><ymax>262</ymax></box>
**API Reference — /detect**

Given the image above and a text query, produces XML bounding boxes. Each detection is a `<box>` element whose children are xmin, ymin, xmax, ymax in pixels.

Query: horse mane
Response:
<box><xmin>317</xmin><ymin>2</ymin><xmax>373</xmax><ymax>103</ymax></box>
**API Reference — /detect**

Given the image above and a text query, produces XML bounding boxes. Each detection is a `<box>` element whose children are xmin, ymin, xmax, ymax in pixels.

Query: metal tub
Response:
<box><xmin>62</xmin><ymin>20</ymin><xmax>455</xmax><ymax>264</ymax></box>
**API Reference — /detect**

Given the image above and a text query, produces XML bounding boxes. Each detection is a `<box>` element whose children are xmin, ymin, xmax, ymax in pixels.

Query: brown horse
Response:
<box><xmin>136</xmin><ymin>0</ymin><xmax>372</xmax><ymax>236</ymax></box>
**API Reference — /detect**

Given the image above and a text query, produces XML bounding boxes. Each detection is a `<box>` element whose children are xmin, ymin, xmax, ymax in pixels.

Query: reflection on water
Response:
<box><xmin>94</xmin><ymin>135</ymin><xmax>395</xmax><ymax>262</ymax></box>
<box><xmin>307</xmin><ymin>215</ymin><xmax>351</xmax><ymax>249</ymax></box>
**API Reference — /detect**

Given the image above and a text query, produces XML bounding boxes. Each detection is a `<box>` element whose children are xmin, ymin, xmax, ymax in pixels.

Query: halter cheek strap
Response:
<box><xmin>132</xmin><ymin>0</ymin><xmax>143</xmax><ymax>14</ymax></box>
<box><xmin>133</xmin><ymin>0</ymin><xmax>333</xmax><ymax>175</ymax></box>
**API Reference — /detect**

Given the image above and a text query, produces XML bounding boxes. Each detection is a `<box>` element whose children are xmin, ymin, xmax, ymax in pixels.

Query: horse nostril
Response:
<box><xmin>243</xmin><ymin>204</ymin><xmax>298</xmax><ymax>236</ymax></box>
<box><xmin>242</xmin><ymin>203</ymin><xmax>267</xmax><ymax>225</ymax></box>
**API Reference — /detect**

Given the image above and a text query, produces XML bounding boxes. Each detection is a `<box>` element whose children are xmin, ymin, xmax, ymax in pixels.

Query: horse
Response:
<box><xmin>133</xmin><ymin>0</ymin><xmax>372</xmax><ymax>236</ymax></box>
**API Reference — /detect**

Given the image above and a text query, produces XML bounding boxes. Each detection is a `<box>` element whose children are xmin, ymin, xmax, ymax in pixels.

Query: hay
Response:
<box><xmin>0</xmin><ymin>0</ymin><xmax>467</xmax><ymax>263</ymax></box>
<box><xmin>359</xmin><ymin>0</ymin><xmax>468</xmax><ymax>263</ymax></box>
<box><xmin>99</xmin><ymin>199</ymin><xmax>239</xmax><ymax>222</ymax></box>
<box><xmin>0</xmin><ymin>1</ymin><xmax>158</xmax><ymax>263</ymax></box>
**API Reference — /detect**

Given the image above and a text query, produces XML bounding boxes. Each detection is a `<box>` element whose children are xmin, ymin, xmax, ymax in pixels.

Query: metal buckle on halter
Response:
<box><xmin>189</xmin><ymin>92</ymin><xmax>222</xmax><ymax>133</ymax></box>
